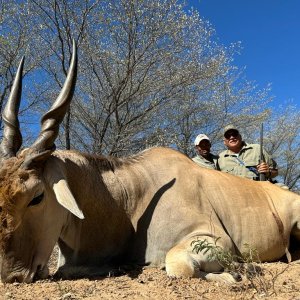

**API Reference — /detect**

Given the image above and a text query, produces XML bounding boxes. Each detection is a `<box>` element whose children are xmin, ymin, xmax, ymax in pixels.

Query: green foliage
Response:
<box><xmin>191</xmin><ymin>237</ymin><xmax>237</xmax><ymax>271</ymax></box>
<box><xmin>191</xmin><ymin>237</ymin><xmax>261</xmax><ymax>272</ymax></box>
<box><xmin>191</xmin><ymin>237</ymin><xmax>289</xmax><ymax>297</ymax></box>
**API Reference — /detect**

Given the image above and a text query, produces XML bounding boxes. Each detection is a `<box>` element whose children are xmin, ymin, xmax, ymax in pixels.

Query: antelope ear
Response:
<box><xmin>53</xmin><ymin>179</ymin><xmax>84</xmax><ymax>219</ymax></box>
<box><xmin>45</xmin><ymin>155</ymin><xmax>84</xmax><ymax>219</ymax></box>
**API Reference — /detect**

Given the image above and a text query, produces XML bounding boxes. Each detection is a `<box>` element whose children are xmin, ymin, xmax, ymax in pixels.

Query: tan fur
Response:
<box><xmin>0</xmin><ymin>147</ymin><xmax>300</xmax><ymax>283</ymax></box>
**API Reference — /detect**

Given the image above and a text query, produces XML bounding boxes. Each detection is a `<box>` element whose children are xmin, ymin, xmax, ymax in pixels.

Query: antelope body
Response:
<box><xmin>1</xmin><ymin>43</ymin><xmax>300</xmax><ymax>284</ymax></box>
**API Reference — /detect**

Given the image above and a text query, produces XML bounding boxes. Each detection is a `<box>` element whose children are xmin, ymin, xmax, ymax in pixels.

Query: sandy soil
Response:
<box><xmin>1</xmin><ymin>247</ymin><xmax>300</xmax><ymax>300</ymax></box>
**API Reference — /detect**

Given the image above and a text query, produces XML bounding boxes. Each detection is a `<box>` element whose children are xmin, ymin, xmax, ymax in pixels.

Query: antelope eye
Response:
<box><xmin>28</xmin><ymin>193</ymin><xmax>44</xmax><ymax>207</ymax></box>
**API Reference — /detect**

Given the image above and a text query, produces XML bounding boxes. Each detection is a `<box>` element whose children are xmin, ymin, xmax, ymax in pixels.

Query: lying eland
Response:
<box><xmin>1</xmin><ymin>41</ymin><xmax>300</xmax><ymax>284</ymax></box>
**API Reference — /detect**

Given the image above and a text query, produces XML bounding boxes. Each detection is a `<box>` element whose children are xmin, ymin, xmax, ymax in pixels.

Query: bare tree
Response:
<box><xmin>0</xmin><ymin>1</ymin><xmax>30</xmax><ymax>128</ymax></box>
<box><xmin>6</xmin><ymin>0</ymin><xmax>273</xmax><ymax>157</ymax></box>
<box><xmin>28</xmin><ymin>0</ymin><xmax>101</xmax><ymax>149</ymax></box>
<box><xmin>0</xmin><ymin>0</ymin><xmax>299</xmax><ymax>191</ymax></box>
<box><xmin>72</xmin><ymin>0</ymin><xmax>269</xmax><ymax>156</ymax></box>
<box><xmin>263</xmin><ymin>105</ymin><xmax>300</xmax><ymax>191</ymax></box>
<box><xmin>167</xmin><ymin>70</ymin><xmax>272</xmax><ymax>156</ymax></box>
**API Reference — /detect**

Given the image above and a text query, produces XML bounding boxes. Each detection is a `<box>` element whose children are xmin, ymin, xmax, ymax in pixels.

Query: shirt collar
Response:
<box><xmin>224</xmin><ymin>142</ymin><xmax>253</xmax><ymax>156</ymax></box>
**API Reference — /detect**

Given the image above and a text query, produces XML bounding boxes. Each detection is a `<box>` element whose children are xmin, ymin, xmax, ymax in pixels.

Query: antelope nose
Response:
<box><xmin>1</xmin><ymin>264</ymin><xmax>27</xmax><ymax>283</ymax></box>
<box><xmin>1</xmin><ymin>271</ymin><xmax>24</xmax><ymax>283</ymax></box>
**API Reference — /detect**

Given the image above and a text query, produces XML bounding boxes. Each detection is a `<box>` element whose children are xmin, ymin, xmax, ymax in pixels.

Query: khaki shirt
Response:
<box><xmin>217</xmin><ymin>143</ymin><xmax>277</xmax><ymax>180</ymax></box>
<box><xmin>192</xmin><ymin>153</ymin><xmax>219</xmax><ymax>170</ymax></box>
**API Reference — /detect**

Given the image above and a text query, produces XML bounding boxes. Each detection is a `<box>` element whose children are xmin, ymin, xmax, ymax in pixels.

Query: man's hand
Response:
<box><xmin>257</xmin><ymin>162</ymin><xmax>269</xmax><ymax>174</ymax></box>
<box><xmin>257</xmin><ymin>162</ymin><xmax>278</xmax><ymax>178</ymax></box>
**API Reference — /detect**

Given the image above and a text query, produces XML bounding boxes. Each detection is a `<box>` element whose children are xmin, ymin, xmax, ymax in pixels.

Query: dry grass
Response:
<box><xmin>1</xmin><ymin>246</ymin><xmax>300</xmax><ymax>300</ymax></box>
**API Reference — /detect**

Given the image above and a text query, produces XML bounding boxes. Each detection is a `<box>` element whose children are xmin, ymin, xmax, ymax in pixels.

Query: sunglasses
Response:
<box><xmin>224</xmin><ymin>130</ymin><xmax>239</xmax><ymax>139</ymax></box>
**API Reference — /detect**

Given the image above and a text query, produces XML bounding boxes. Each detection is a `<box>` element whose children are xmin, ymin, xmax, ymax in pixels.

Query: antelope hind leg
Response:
<box><xmin>165</xmin><ymin>235</ymin><xmax>237</xmax><ymax>284</ymax></box>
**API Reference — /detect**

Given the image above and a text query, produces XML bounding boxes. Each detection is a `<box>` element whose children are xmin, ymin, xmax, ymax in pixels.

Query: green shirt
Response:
<box><xmin>217</xmin><ymin>143</ymin><xmax>277</xmax><ymax>180</ymax></box>
<box><xmin>192</xmin><ymin>153</ymin><xmax>219</xmax><ymax>170</ymax></box>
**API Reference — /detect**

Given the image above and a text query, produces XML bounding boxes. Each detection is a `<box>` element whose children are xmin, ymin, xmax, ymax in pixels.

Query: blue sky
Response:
<box><xmin>188</xmin><ymin>0</ymin><xmax>300</xmax><ymax>108</ymax></box>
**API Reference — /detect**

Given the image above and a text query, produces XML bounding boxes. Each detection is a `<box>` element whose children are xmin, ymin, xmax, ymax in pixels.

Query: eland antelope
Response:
<box><xmin>1</xmin><ymin>41</ymin><xmax>300</xmax><ymax>284</ymax></box>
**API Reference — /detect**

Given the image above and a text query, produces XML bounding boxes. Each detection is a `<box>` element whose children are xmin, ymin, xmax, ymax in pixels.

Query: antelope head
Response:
<box><xmin>0</xmin><ymin>41</ymin><xmax>81</xmax><ymax>283</ymax></box>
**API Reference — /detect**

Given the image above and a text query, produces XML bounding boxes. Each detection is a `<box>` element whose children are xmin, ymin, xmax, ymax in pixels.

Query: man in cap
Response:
<box><xmin>192</xmin><ymin>134</ymin><xmax>218</xmax><ymax>170</ymax></box>
<box><xmin>217</xmin><ymin>125</ymin><xmax>278</xmax><ymax>180</ymax></box>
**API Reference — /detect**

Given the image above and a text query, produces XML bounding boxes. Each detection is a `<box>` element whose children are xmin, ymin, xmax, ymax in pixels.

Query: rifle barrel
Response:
<box><xmin>259</xmin><ymin>123</ymin><xmax>266</xmax><ymax>181</ymax></box>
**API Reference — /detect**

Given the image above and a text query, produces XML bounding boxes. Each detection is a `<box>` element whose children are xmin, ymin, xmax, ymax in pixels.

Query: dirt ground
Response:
<box><xmin>1</xmin><ymin>247</ymin><xmax>300</xmax><ymax>300</ymax></box>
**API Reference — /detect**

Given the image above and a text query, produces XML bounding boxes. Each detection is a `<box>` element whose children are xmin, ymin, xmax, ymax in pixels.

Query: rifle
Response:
<box><xmin>259</xmin><ymin>123</ymin><xmax>266</xmax><ymax>181</ymax></box>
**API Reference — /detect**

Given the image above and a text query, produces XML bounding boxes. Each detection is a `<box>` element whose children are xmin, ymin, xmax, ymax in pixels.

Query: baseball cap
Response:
<box><xmin>223</xmin><ymin>125</ymin><xmax>239</xmax><ymax>137</ymax></box>
<box><xmin>194</xmin><ymin>134</ymin><xmax>210</xmax><ymax>146</ymax></box>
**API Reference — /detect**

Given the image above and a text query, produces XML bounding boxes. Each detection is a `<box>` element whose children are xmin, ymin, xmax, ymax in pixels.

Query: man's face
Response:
<box><xmin>196</xmin><ymin>139</ymin><xmax>211</xmax><ymax>158</ymax></box>
<box><xmin>223</xmin><ymin>129</ymin><xmax>242</xmax><ymax>152</ymax></box>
